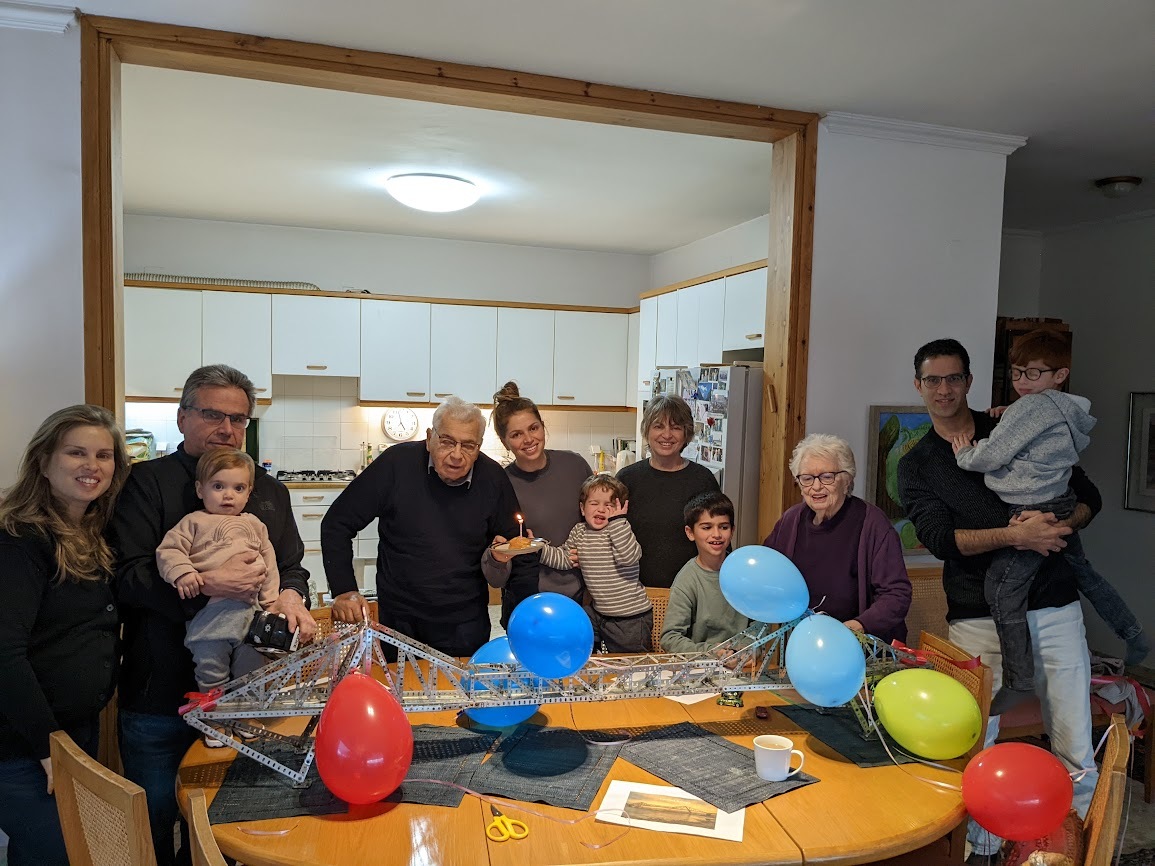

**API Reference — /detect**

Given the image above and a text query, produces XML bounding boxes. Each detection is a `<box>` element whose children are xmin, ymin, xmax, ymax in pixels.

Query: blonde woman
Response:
<box><xmin>0</xmin><ymin>404</ymin><xmax>129</xmax><ymax>866</ymax></box>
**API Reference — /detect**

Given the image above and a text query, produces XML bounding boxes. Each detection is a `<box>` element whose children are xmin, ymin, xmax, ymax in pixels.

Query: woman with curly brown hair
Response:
<box><xmin>0</xmin><ymin>404</ymin><xmax>129</xmax><ymax>866</ymax></box>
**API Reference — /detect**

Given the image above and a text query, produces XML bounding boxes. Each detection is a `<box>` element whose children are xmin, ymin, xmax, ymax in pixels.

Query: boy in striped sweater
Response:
<box><xmin>540</xmin><ymin>474</ymin><xmax>652</xmax><ymax>653</ymax></box>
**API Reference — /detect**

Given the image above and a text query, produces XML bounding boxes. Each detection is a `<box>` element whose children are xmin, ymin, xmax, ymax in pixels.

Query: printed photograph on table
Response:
<box><xmin>866</xmin><ymin>405</ymin><xmax>932</xmax><ymax>554</ymax></box>
<box><xmin>1124</xmin><ymin>392</ymin><xmax>1155</xmax><ymax>513</ymax></box>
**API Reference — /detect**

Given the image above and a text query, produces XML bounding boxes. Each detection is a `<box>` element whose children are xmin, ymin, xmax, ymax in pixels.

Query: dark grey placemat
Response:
<box><xmin>207</xmin><ymin>725</ymin><xmax>499</xmax><ymax>823</ymax></box>
<box><xmin>467</xmin><ymin>724</ymin><xmax>624</xmax><ymax>811</ymax></box>
<box><xmin>620</xmin><ymin>721</ymin><xmax>818</xmax><ymax>813</ymax></box>
<box><xmin>774</xmin><ymin>704</ymin><xmax>915</xmax><ymax>767</ymax></box>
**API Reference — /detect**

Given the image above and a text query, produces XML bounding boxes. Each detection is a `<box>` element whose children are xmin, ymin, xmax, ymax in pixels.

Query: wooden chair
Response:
<box><xmin>1083</xmin><ymin>714</ymin><xmax>1131</xmax><ymax>866</ymax></box>
<box><xmin>645</xmin><ymin>586</ymin><xmax>670</xmax><ymax>651</ymax></box>
<box><xmin>49</xmin><ymin>730</ymin><xmax>157</xmax><ymax>866</ymax></box>
<box><xmin>904</xmin><ymin>565</ymin><xmax>949</xmax><ymax>647</ymax></box>
<box><xmin>919</xmin><ymin>630</ymin><xmax>993</xmax><ymax>759</ymax></box>
<box><xmin>186</xmin><ymin>788</ymin><xmax>228</xmax><ymax>866</ymax></box>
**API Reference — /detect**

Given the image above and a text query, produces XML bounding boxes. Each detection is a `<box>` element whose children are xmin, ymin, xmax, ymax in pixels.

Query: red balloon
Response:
<box><xmin>962</xmin><ymin>742</ymin><xmax>1073</xmax><ymax>841</ymax></box>
<box><xmin>314</xmin><ymin>670</ymin><xmax>414</xmax><ymax>805</ymax></box>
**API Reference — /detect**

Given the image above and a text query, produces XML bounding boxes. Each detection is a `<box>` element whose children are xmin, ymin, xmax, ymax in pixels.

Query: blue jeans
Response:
<box><xmin>1066</xmin><ymin>539</ymin><xmax>1144</xmax><ymax>641</ymax></box>
<box><xmin>118</xmin><ymin>709</ymin><xmax>198</xmax><ymax>866</ymax></box>
<box><xmin>950</xmin><ymin>602</ymin><xmax>1097</xmax><ymax>856</ymax></box>
<box><xmin>0</xmin><ymin>718</ymin><xmax>99</xmax><ymax>866</ymax></box>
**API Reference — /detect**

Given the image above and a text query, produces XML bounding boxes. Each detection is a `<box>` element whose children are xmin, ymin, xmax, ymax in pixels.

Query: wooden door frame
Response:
<box><xmin>79</xmin><ymin>15</ymin><xmax>816</xmax><ymax>536</ymax></box>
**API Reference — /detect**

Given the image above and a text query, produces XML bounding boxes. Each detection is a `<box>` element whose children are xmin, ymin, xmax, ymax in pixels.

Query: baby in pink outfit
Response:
<box><xmin>156</xmin><ymin>449</ymin><xmax>279</xmax><ymax>744</ymax></box>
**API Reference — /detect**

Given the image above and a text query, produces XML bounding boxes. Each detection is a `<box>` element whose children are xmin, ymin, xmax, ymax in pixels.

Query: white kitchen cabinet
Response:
<box><xmin>637</xmin><ymin>296</ymin><xmax>657</xmax><ymax>393</ymax></box>
<box><xmin>654</xmin><ymin>291</ymin><xmax>679</xmax><ymax>366</ymax></box>
<box><xmin>202</xmin><ymin>291</ymin><xmax>272</xmax><ymax>396</ymax></box>
<box><xmin>696</xmin><ymin>278</ymin><xmax>726</xmax><ymax>365</ymax></box>
<box><xmin>430</xmin><ymin>305</ymin><xmax>498</xmax><ymax>404</ymax></box>
<box><xmin>625</xmin><ymin>312</ymin><xmax>640</xmax><ymax>408</ymax></box>
<box><xmin>497</xmin><ymin>308</ymin><xmax>554</xmax><ymax>403</ymax></box>
<box><xmin>722</xmin><ymin>267</ymin><xmax>768</xmax><ymax>351</ymax></box>
<box><xmin>553</xmin><ymin>311</ymin><xmax>627</xmax><ymax>406</ymax></box>
<box><xmin>675</xmin><ymin>282</ymin><xmax>701</xmax><ymax>368</ymax></box>
<box><xmin>359</xmin><ymin>300</ymin><xmax>431</xmax><ymax>402</ymax></box>
<box><xmin>272</xmin><ymin>295</ymin><xmax>360</xmax><ymax>377</ymax></box>
<box><xmin>124</xmin><ymin>287</ymin><xmax>203</xmax><ymax>398</ymax></box>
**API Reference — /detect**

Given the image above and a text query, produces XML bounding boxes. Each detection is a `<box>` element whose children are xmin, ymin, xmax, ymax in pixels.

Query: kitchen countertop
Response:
<box><xmin>282</xmin><ymin>481</ymin><xmax>351</xmax><ymax>489</ymax></box>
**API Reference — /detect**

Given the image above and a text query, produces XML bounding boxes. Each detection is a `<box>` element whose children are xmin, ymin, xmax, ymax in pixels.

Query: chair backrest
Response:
<box><xmin>50</xmin><ymin>730</ymin><xmax>157</xmax><ymax>866</ymax></box>
<box><xmin>905</xmin><ymin>565</ymin><xmax>949</xmax><ymax>647</ymax></box>
<box><xmin>918</xmin><ymin>631</ymin><xmax>993</xmax><ymax>758</ymax></box>
<box><xmin>186</xmin><ymin>789</ymin><xmax>228</xmax><ymax>866</ymax></box>
<box><xmin>1083</xmin><ymin>714</ymin><xmax>1131</xmax><ymax>866</ymax></box>
<box><xmin>645</xmin><ymin>586</ymin><xmax>670</xmax><ymax>651</ymax></box>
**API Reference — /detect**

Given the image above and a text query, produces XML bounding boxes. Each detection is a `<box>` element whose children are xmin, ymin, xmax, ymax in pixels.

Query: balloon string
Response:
<box><xmin>405</xmin><ymin>778</ymin><xmax>634</xmax><ymax>849</ymax></box>
<box><xmin>854</xmin><ymin>690</ymin><xmax>963</xmax><ymax>793</ymax></box>
<box><xmin>239</xmin><ymin>822</ymin><xmax>299</xmax><ymax>836</ymax></box>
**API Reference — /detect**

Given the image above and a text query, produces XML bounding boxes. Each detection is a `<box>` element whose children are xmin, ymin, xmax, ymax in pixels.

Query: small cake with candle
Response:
<box><xmin>507</xmin><ymin>536</ymin><xmax>533</xmax><ymax>550</ymax></box>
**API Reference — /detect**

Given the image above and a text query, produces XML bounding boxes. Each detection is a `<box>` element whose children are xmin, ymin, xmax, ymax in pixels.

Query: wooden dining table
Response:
<box><xmin>177</xmin><ymin>676</ymin><xmax>969</xmax><ymax>866</ymax></box>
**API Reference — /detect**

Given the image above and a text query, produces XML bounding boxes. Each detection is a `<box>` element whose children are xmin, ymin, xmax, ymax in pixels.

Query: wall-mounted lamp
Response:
<box><xmin>1093</xmin><ymin>176</ymin><xmax>1143</xmax><ymax>199</ymax></box>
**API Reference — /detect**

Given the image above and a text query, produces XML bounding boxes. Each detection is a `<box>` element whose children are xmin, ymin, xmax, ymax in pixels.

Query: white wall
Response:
<box><xmin>806</xmin><ymin>122</ymin><xmax>1009</xmax><ymax>502</ymax></box>
<box><xmin>124</xmin><ymin>215</ymin><xmax>649</xmax><ymax>307</ymax></box>
<box><xmin>1037</xmin><ymin>215</ymin><xmax>1155</xmax><ymax>659</ymax></box>
<box><xmin>649</xmin><ymin>215</ymin><xmax>770</xmax><ymax>288</ymax></box>
<box><xmin>0</xmin><ymin>26</ymin><xmax>84</xmax><ymax>487</ymax></box>
<box><xmin>998</xmin><ymin>231</ymin><xmax>1044</xmax><ymax>318</ymax></box>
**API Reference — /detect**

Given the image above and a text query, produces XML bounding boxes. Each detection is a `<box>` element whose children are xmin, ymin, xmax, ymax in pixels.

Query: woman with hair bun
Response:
<box><xmin>484</xmin><ymin>381</ymin><xmax>593</xmax><ymax>625</ymax></box>
<box><xmin>0</xmin><ymin>404</ymin><xmax>130</xmax><ymax>866</ymax></box>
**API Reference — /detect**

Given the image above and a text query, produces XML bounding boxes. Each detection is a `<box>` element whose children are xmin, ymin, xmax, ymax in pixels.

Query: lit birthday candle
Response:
<box><xmin>516</xmin><ymin>513</ymin><xmax>524</xmax><ymax>537</ymax></box>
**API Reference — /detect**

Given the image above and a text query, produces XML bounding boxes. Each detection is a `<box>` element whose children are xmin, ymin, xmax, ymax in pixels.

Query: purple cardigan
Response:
<box><xmin>763</xmin><ymin>496</ymin><xmax>912</xmax><ymax>642</ymax></box>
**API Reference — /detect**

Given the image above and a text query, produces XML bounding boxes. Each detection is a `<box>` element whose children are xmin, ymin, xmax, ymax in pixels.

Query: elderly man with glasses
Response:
<box><xmin>109</xmin><ymin>363</ymin><xmax>314</xmax><ymax>866</ymax></box>
<box><xmin>324</xmin><ymin>395</ymin><xmax>534</xmax><ymax>660</ymax></box>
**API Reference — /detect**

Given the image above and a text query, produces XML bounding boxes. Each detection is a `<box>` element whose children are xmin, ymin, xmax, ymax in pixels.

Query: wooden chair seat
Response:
<box><xmin>50</xmin><ymin>730</ymin><xmax>157</xmax><ymax>866</ymax></box>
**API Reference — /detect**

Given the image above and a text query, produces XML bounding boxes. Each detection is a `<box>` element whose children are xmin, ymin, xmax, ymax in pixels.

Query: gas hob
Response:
<box><xmin>276</xmin><ymin>469</ymin><xmax>356</xmax><ymax>483</ymax></box>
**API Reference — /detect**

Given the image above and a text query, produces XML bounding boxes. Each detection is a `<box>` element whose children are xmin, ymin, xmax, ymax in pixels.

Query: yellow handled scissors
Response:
<box><xmin>486</xmin><ymin>805</ymin><xmax>529</xmax><ymax>842</ymax></box>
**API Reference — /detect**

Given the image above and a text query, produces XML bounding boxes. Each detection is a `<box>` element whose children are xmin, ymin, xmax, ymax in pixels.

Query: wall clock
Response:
<box><xmin>381</xmin><ymin>408</ymin><xmax>420</xmax><ymax>442</ymax></box>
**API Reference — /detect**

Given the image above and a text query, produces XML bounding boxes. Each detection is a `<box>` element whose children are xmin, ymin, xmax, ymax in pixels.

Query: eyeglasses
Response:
<box><xmin>182</xmin><ymin>406</ymin><xmax>251</xmax><ymax>428</ymax></box>
<box><xmin>796</xmin><ymin>470</ymin><xmax>847</xmax><ymax>487</ymax></box>
<box><xmin>918</xmin><ymin>373</ymin><xmax>968</xmax><ymax>388</ymax></box>
<box><xmin>435</xmin><ymin>434</ymin><xmax>480</xmax><ymax>455</ymax></box>
<box><xmin>1010</xmin><ymin>367</ymin><xmax>1058</xmax><ymax>381</ymax></box>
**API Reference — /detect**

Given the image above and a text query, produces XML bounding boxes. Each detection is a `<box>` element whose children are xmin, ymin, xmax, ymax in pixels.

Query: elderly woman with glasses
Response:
<box><xmin>762</xmin><ymin>433</ymin><xmax>911</xmax><ymax>642</ymax></box>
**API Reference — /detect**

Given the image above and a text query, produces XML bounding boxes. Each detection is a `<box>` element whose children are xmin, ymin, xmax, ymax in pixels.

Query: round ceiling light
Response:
<box><xmin>1093</xmin><ymin>176</ymin><xmax>1143</xmax><ymax>199</ymax></box>
<box><xmin>382</xmin><ymin>173</ymin><xmax>480</xmax><ymax>212</ymax></box>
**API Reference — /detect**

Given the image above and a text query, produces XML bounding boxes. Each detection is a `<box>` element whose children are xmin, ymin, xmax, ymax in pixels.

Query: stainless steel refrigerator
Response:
<box><xmin>647</xmin><ymin>363</ymin><xmax>763</xmax><ymax>547</ymax></box>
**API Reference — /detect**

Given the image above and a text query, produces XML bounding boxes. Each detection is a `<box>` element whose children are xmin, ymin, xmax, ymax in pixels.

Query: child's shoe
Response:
<box><xmin>990</xmin><ymin>685</ymin><xmax>1033</xmax><ymax>716</ymax></box>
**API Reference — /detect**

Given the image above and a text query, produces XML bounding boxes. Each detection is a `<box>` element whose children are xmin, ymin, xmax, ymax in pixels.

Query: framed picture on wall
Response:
<box><xmin>866</xmin><ymin>405</ymin><xmax>933</xmax><ymax>555</ymax></box>
<box><xmin>1124</xmin><ymin>392</ymin><xmax>1155</xmax><ymax>513</ymax></box>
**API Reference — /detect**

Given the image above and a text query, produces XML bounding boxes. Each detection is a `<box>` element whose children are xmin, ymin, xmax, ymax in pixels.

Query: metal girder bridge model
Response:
<box><xmin>182</xmin><ymin>617</ymin><xmax>925</xmax><ymax>783</ymax></box>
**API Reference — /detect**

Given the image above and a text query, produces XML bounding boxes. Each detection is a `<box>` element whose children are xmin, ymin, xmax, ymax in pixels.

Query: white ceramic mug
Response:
<box><xmin>753</xmin><ymin>734</ymin><xmax>805</xmax><ymax>782</ymax></box>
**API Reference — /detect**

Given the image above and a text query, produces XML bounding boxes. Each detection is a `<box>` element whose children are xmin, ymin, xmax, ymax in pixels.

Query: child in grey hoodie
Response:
<box><xmin>952</xmin><ymin>330</ymin><xmax>1147</xmax><ymax>714</ymax></box>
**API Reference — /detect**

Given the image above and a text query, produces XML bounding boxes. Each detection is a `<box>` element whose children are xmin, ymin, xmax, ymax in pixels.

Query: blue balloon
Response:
<box><xmin>507</xmin><ymin>592</ymin><xmax>594</xmax><ymax>679</ymax></box>
<box><xmin>784</xmin><ymin>613</ymin><xmax>866</xmax><ymax>707</ymax></box>
<box><xmin>719</xmin><ymin>545</ymin><xmax>809</xmax><ymax>623</ymax></box>
<box><xmin>464</xmin><ymin>636</ymin><xmax>540</xmax><ymax>728</ymax></box>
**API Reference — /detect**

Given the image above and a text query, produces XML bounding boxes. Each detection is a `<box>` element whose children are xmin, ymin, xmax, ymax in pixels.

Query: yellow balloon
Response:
<box><xmin>873</xmin><ymin>668</ymin><xmax>982</xmax><ymax>760</ymax></box>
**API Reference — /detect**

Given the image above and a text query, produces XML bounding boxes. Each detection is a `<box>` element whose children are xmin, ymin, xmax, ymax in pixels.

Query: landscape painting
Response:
<box><xmin>866</xmin><ymin>406</ymin><xmax>933</xmax><ymax>555</ymax></box>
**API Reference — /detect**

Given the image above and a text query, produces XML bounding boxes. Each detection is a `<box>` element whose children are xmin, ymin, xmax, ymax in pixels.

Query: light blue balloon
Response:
<box><xmin>507</xmin><ymin>592</ymin><xmax>594</xmax><ymax>679</ymax></box>
<box><xmin>784</xmin><ymin>613</ymin><xmax>866</xmax><ymax>707</ymax></box>
<box><xmin>719</xmin><ymin>545</ymin><xmax>809</xmax><ymax>623</ymax></box>
<box><xmin>464</xmin><ymin>636</ymin><xmax>540</xmax><ymax>728</ymax></box>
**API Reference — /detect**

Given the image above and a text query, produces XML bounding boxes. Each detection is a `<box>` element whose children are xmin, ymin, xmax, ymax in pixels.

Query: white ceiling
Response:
<box><xmin>92</xmin><ymin>0</ymin><xmax>1155</xmax><ymax>234</ymax></box>
<box><xmin>120</xmin><ymin>67</ymin><xmax>774</xmax><ymax>255</ymax></box>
